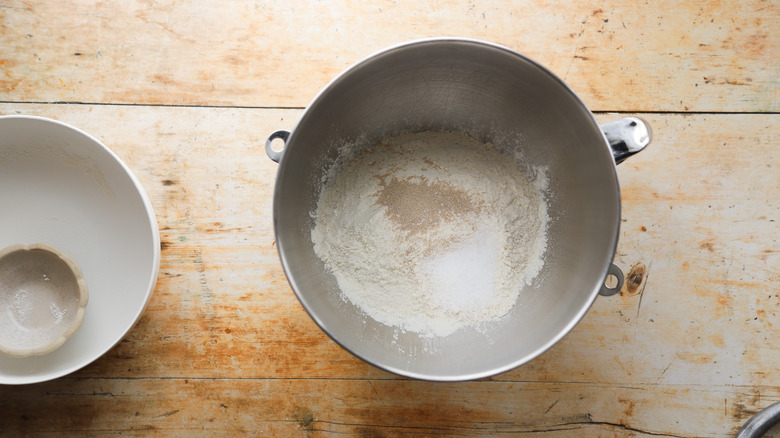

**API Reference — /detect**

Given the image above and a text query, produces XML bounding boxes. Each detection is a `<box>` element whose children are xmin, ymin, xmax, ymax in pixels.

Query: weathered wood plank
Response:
<box><xmin>1</xmin><ymin>378</ymin><xmax>779</xmax><ymax>436</ymax></box>
<box><xmin>513</xmin><ymin>112</ymin><xmax>780</xmax><ymax>387</ymax></box>
<box><xmin>1</xmin><ymin>0</ymin><xmax>778</xmax><ymax>435</ymax></box>
<box><xmin>0</xmin><ymin>0</ymin><xmax>776</xmax><ymax>111</ymax></box>
<box><xmin>0</xmin><ymin>104</ymin><xmax>776</xmax><ymax>394</ymax></box>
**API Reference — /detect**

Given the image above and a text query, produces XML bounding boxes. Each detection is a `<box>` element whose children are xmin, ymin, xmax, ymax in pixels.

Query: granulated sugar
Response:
<box><xmin>420</xmin><ymin>227</ymin><xmax>501</xmax><ymax>318</ymax></box>
<box><xmin>311</xmin><ymin>131</ymin><xmax>549</xmax><ymax>337</ymax></box>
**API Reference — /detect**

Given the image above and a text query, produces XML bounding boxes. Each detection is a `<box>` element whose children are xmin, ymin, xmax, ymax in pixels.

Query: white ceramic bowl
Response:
<box><xmin>0</xmin><ymin>115</ymin><xmax>160</xmax><ymax>384</ymax></box>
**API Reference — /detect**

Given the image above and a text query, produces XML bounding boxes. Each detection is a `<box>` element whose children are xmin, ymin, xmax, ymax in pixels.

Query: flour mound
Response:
<box><xmin>311</xmin><ymin>131</ymin><xmax>549</xmax><ymax>337</ymax></box>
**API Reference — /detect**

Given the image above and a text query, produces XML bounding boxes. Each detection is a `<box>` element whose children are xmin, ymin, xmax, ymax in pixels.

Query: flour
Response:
<box><xmin>311</xmin><ymin>131</ymin><xmax>549</xmax><ymax>337</ymax></box>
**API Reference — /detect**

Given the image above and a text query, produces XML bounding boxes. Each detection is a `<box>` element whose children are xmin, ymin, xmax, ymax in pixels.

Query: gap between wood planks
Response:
<box><xmin>0</xmin><ymin>100</ymin><xmax>778</xmax><ymax>115</ymax></box>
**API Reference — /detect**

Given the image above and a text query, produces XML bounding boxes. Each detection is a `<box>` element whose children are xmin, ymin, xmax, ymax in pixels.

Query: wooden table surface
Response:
<box><xmin>1</xmin><ymin>1</ymin><xmax>777</xmax><ymax>436</ymax></box>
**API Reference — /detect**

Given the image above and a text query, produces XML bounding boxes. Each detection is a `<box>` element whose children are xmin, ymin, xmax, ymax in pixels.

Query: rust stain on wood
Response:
<box><xmin>291</xmin><ymin>406</ymin><xmax>316</xmax><ymax>431</ymax></box>
<box><xmin>715</xmin><ymin>293</ymin><xmax>734</xmax><ymax>317</ymax></box>
<box><xmin>710</xmin><ymin>334</ymin><xmax>725</xmax><ymax>348</ymax></box>
<box><xmin>621</xmin><ymin>262</ymin><xmax>647</xmax><ymax>296</ymax></box>
<box><xmin>676</xmin><ymin>352</ymin><xmax>715</xmax><ymax>365</ymax></box>
<box><xmin>618</xmin><ymin>397</ymin><xmax>636</xmax><ymax>417</ymax></box>
<box><xmin>730</xmin><ymin>390</ymin><xmax>763</xmax><ymax>424</ymax></box>
<box><xmin>731</xmin><ymin>403</ymin><xmax>758</xmax><ymax>423</ymax></box>
<box><xmin>699</xmin><ymin>239</ymin><xmax>716</xmax><ymax>252</ymax></box>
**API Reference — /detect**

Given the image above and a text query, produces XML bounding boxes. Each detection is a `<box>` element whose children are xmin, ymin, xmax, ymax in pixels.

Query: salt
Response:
<box><xmin>12</xmin><ymin>289</ymin><xmax>33</xmax><ymax>323</ymax></box>
<box><xmin>421</xmin><ymin>228</ymin><xmax>500</xmax><ymax>318</ymax></box>
<box><xmin>49</xmin><ymin>302</ymin><xmax>67</xmax><ymax>324</ymax></box>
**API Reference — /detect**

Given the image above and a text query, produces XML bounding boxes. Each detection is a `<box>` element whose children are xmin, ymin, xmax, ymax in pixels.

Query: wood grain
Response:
<box><xmin>1</xmin><ymin>0</ymin><xmax>778</xmax><ymax>435</ymax></box>
<box><xmin>1</xmin><ymin>378</ymin><xmax>779</xmax><ymax>436</ymax></box>
<box><xmin>0</xmin><ymin>0</ymin><xmax>776</xmax><ymax>111</ymax></box>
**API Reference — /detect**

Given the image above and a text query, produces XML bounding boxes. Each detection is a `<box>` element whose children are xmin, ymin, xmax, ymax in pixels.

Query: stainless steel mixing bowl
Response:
<box><xmin>266</xmin><ymin>38</ymin><xmax>650</xmax><ymax>381</ymax></box>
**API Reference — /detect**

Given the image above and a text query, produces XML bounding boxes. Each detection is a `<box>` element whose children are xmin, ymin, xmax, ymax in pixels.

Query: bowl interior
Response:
<box><xmin>0</xmin><ymin>116</ymin><xmax>159</xmax><ymax>384</ymax></box>
<box><xmin>274</xmin><ymin>40</ymin><xmax>621</xmax><ymax>380</ymax></box>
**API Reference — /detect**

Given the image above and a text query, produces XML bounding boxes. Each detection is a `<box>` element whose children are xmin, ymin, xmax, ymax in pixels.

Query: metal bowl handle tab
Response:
<box><xmin>266</xmin><ymin>130</ymin><xmax>291</xmax><ymax>163</ymax></box>
<box><xmin>599</xmin><ymin>263</ymin><xmax>625</xmax><ymax>296</ymax></box>
<box><xmin>601</xmin><ymin>117</ymin><xmax>652</xmax><ymax>165</ymax></box>
<box><xmin>736</xmin><ymin>402</ymin><xmax>780</xmax><ymax>438</ymax></box>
